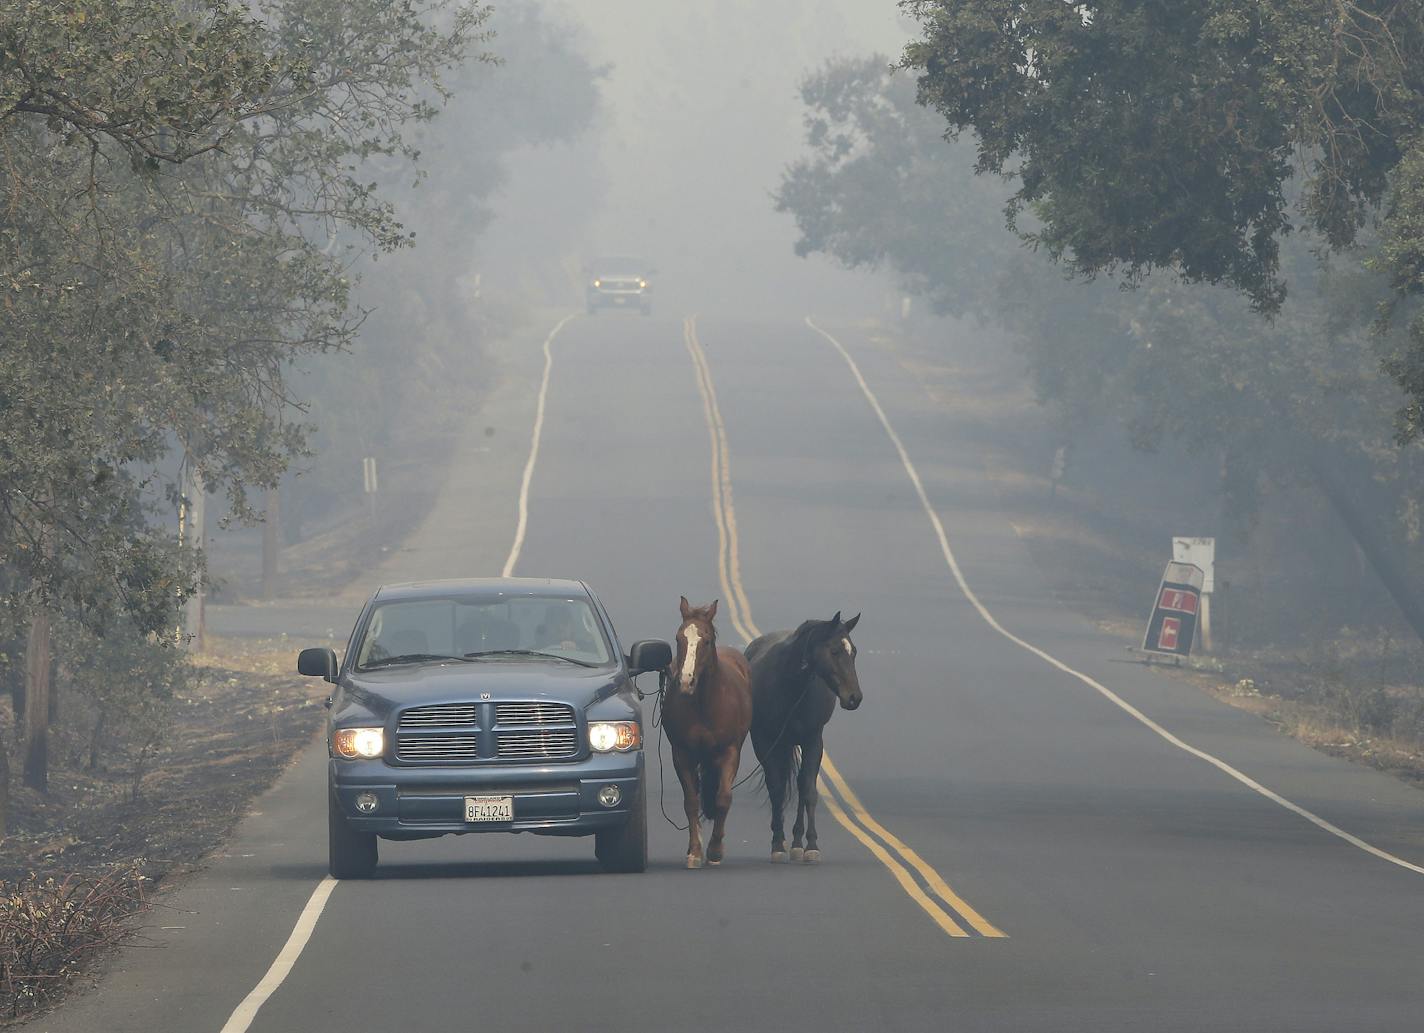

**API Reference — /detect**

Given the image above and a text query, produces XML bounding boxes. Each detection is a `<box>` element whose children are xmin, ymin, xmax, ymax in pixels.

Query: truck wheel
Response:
<box><xmin>329</xmin><ymin>790</ymin><xmax>378</xmax><ymax>879</ymax></box>
<box><xmin>595</xmin><ymin>781</ymin><xmax>647</xmax><ymax>873</ymax></box>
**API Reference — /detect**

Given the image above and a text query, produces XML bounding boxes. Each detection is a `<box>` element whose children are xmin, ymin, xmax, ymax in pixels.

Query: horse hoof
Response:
<box><xmin>803</xmin><ymin>849</ymin><xmax>821</xmax><ymax>864</ymax></box>
<box><xmin>789</xmin><ymin>847</ymin><xmax>805</xmax><ymax>862</ymax></box>
<box><xmin>770</xmin><ymin>851</ymin><xmax>788</xmax><ymax>863</ymax></box>
<box><xmin>708</xmin><ymin>858</ymin><xmax>722</xmax><ymax>867</ymax></box>
<box><xmin>686</xmin><ymin>855</ymin><xmax>704</xmax><ymax>869</ymax></box>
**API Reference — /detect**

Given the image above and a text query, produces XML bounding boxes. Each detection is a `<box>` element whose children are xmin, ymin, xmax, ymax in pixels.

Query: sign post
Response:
<box><xmin>1142</xmin><ymin>561</ymin><xmax>1205</xmax><ymax>659</ymax></box>
<box><xmin>362</xmin><ymin>456</ymin><xmax>378</xmax><ymax>526</ymax></box>
<box><xmin>1171</xmin><ymin>537</ymin><xmax>1216</xmax><ymax>652</ymax></box>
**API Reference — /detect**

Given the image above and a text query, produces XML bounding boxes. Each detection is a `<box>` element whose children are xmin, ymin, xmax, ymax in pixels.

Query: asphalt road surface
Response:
<box><xmin>36</xmin><ymin>313</ymin><xmax>1424</xmax><ymax>1032</ymax></box>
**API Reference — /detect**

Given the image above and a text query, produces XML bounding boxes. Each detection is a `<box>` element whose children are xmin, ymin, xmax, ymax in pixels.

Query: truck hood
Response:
<box><xmin>340</xmin><ymin>660</ymin><xmax>623</xmax><ymax>720</ymax></box>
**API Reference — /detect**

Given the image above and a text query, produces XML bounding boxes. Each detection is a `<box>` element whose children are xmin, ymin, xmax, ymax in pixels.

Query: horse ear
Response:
<box><xmin>707</xmin><ymin>599</ymin><xmax>719</xmax><ymax>619</ymax></box>
<box><xmin>830</xmin><ymin>610</ymin><xmax>842</xmax><ymax>627</ymax></box>
<box><xmin>679</xmin><ymin>596</ymin><xmax>691</xmax><ymax>619</ymax></box>
<box><xmin>843</xmin><ymin>613</ymin><xmax>860</xmax><ymax>633</ymax></box>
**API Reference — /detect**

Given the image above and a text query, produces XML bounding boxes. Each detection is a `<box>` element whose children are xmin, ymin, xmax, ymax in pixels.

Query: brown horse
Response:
<box><xmin>663</xmin><ymin>597</ymin><xmax>753</xmax><ymax>868</ymax></box>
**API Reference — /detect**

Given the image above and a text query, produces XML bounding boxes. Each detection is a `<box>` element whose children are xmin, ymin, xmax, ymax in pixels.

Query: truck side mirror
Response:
<box><xmin>627</xmin><ymin>639</ymin><xmax>672</xmax><ymax>676</ymax></box>
<box><xmin>298</xmin><ymin>647</ymin><xmax>339</xmax><ymax>683</ymax></box>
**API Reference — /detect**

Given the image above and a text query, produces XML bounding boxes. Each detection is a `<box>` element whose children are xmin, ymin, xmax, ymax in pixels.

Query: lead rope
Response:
<box><xmin>634</xmin><ymin>668</ymin><xmax>690</xmax><ymax>831</ymax></box>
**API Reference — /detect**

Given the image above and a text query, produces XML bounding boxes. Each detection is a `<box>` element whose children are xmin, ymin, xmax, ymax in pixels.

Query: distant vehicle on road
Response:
<box><xmin>298</xmin><ymin>578</ymin><xmax>672</xmax><ymax>878</ymax></box>
<box><xmin>585</xmin><ymin>255</ymin><xmax>654</xmax><ymax>315</ymax></box>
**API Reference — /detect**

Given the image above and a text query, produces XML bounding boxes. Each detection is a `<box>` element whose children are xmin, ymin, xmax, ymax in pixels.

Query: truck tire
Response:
<box><xmin>329</xmin><ymin>790</ymin><xmax>378</xmax><ymax>879</ymax></box>
<box><xmin>595</xmin><ymin>781</ymin><xmax>647</xmax><ymax>873</ymax></box>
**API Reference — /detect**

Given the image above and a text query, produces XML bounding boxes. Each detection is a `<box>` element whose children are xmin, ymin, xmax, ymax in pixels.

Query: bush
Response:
<box><xmin>56</xmin><ymin>625</ymin><xmax>188</xmax><ymax>800</ymax></box>
<box><xmin>0</xmin><ymin>866</ymin><xmax>146</xmax><ymax>1019</ymax></box>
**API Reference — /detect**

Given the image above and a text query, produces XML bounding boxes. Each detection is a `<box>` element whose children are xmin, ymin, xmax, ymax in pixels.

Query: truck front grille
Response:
<box><xmin>391</xmin><ymin>700</ymin><xmax>582</xmax><ymax>763</ymax></box>
<box><xmin>495</xmin><ymin>701</ymin><xmax>574</xmax><ymax>726</ymax></box>
<box><xmin>495</xmin><ymin>728</ymin><xmax>580</xmax><ymax>760</ymax></box>
<box><xmin>395</xmin><ymin>736</ymin><xmax>480</xmax><ymax>762</ymax></box>
<box><xmin>400</xmin><ymin>703</ymin><xmax>478</xmax><ymax>728</ymax></box>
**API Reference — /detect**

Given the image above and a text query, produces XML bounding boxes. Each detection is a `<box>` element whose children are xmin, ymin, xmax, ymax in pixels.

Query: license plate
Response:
<box><xmin>613</xmin><ymin>296</ymin><xmax>626</xmax><ymax>304</ymax></box>
<box><xmin>465</xmin><ymin>795</ymin><xmax>513</xmax><ymax>822</ymax></box>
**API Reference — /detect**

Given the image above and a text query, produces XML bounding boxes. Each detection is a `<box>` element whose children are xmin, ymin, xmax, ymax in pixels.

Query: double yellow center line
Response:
<box><xmin>681</xmin><ymin>316</ymin><xmax>1004</xmax><ymax>940</ymax></box>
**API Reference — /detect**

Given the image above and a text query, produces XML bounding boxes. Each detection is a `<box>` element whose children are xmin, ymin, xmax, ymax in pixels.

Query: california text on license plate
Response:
<box><xmin>465</xmin><ymin>795</ymin><xmax>514</xmax><ymax>822</ymax></box>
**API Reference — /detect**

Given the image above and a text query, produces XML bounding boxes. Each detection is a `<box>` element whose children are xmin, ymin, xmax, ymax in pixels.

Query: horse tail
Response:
<box><xmin>699</xmin><ymin>764</ymin><xmax>719</xmax><ymax>821</ymax></box>
<box><xmin>752</xmin><ymin>742</ymin><xmax>801</xmax><ymax>811</ymax></box>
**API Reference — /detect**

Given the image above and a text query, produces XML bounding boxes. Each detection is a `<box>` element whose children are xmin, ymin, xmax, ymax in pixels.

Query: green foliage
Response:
<box><xmin>901</xmin><ymin>0</ymin><xmax>1424</xmax><ymax>305</ymax></box>
<box><xmin>778</xmin><ymin>54</ymin><xmax>1424</xmax><ymax>639</ymax></box>
<box><xmin>0</xmin><ymin>0</ymin><xmax>486</xmax><ymax>633</ymax></box>
<box><xmin>901</xmin><ymin>0</ymin><xmax>1424</xmax><ymax>430</ymax></box>
<box><xmin>777</xmin><ymin>58</ymin><xmax>1009</xmax><ymax>320</ymax></box>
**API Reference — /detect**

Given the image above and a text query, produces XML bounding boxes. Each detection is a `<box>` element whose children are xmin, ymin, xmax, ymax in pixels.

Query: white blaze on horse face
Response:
<box><xmin>679</xmin><ymin>624</ymin><xmax>702</xmax><ymax>691</ymax></box>
<box><xmin>842</xmin><ymin>638</ymin><xmax>854</xmax><ymax>656</ymax></box>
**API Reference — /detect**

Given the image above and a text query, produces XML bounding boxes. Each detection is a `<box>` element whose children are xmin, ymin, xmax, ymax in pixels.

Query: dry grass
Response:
<box><xmin>0</xmin><ymin>867</ymin><xmax>147</xmax><ymax>1020</ymax></box>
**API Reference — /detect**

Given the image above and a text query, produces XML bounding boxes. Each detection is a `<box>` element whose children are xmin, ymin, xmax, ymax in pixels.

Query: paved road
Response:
<box><xmin>36</xmin><ymin>313</ymin><xmax>1424</xmax><ymax>1032</ymax></box>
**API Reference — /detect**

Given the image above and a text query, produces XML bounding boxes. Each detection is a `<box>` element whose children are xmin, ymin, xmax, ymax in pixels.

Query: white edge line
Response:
<box><xmin>803</xmin><ymin>314</ymin><xmax>1424</xmax><ymax>880</ymax></box>
<box><xmin>503</xmin><ymin>313</ymin><xmax>577</xmax><ymax>577</ymax></box>
<box><xmin>218</xmin><ymin>878</ymin><xmax>338</xmax><ymax>1033</ymax></box>
<box><xmin>219</xmin><ymin>312</ymin><xmax>576</xmax><ymax>1033</ymax></box>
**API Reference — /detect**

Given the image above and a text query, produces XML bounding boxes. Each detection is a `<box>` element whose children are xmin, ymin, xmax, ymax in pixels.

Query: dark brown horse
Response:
<box><xmin>746</xmin><ymin>611</ymin><xmax>862</xmax><ymax>863</ymax></box>
<box><xmin>663</xmin><ymin>597</ymin><xmax>753</xmax><ymax>868</ymax></box>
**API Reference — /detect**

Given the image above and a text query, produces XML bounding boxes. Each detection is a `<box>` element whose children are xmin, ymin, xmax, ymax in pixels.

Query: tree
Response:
<box><xmin>0</xmin><ymin>0</ymin><xmax>484</xmax><ymax>806</ymax></box>
<box><xmin>900</xmin><ymin>0</ymin><xmax>1424</xmax><ymax>432</ymax></box>
<box><xmin>282</xmin><ymin>2</ymin><xmax>606</xmax><ymax>543</ymax></box>
<box><xmin>776</xmin><ymin>54</ymin><xmax>1424</xmax><ymax>644</ymax></box>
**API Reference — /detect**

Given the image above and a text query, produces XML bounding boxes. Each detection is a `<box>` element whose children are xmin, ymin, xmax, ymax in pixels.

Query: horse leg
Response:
<box><xmin>762</xmin><ymin>747</ymin><xmax>790</xmax><ymax>862</ymax></box>
<box><xmin>705</xmin><ymin>745</ymin><xmax>739</xmax><ymax>866</ymax></box>
<box><xmin>799</xmin><ymin>737</ymin><xmax>824</xmax><ymax>863</ymax></box>
<box><xmin>790</xmin><ymin>792</ymin><xmax>807</xmax><ymax>862</ymax></box>
<box><xmin>670</xmin><ymin>745</ymin><xmax>704</xmax><ymax>868</ymax></box>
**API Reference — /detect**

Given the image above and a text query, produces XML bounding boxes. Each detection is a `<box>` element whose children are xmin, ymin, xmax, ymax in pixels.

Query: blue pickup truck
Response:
<box><xmin>298</xmin><ymin>578</ymin><xmax>672</xmax><ymax>878</ymax></box>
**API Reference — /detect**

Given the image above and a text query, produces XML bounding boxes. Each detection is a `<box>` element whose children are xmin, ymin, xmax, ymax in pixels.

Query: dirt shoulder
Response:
<box><xmin>1</xmin><ymin>638</ymin><xmax>324</xmax><ymax>1022</ymax></box>
<box><xmin>861</xmin><ymin>317</ymin><xmax>1424</xmax><ymax>790</ymax></box>
<box><xmin>1</xmin><ymin>639</ymin><xmax>322</xmax><ymax>886</ymax></box>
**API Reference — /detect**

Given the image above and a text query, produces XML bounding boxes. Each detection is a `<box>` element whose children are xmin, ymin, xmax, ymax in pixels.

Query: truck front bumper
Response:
<box><xmin>330</xmin><ymin>752</ymin><xmax>644</xmax><ymax>838</ymax></box>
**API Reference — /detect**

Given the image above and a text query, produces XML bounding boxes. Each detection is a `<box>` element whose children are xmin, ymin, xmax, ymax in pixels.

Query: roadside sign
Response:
<box><xmin>1171</xmin><ymin>537</ymin><xmax>1215</xmax><ymax>593</ymax></box>
<box><xmin>1142</xmin><ymin>561</ymin><xmax>1204</xmax><ymax>657</ymax></box>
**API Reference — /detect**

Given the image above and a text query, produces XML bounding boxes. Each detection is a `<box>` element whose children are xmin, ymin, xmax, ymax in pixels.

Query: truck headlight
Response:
<box><xmin>588</xmin><ymin>721</ymin><xmax>640</xmax><ymax>752</ymax></box>
<box><xmin>333</xmin><ymin>727</ymin><xmax>385</xmax><ymax>759</ymax></box>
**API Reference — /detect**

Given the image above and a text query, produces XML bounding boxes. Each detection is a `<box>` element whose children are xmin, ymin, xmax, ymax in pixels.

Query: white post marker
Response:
<box><xmin>1173</xmin><ymin>537</ymin><xmax>1215</xmax><ymax>652</ymax></box>
<box><xmin>362</xmin><ymin>456</ymin><xmax>378</xmax><ymax>525</ymax></box>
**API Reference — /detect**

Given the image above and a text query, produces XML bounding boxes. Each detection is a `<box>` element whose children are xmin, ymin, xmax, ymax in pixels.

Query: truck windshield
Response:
<box><xmin>355</xmin><ymin>596</ymin><xmax>613</xmax><ymax>669</ymax></box>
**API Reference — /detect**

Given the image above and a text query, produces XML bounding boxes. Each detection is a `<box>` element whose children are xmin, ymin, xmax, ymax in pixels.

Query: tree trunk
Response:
<box><xmin>0</xmin><ymin>715</ymin><xmax>10</xmax><ymax>838</ymax></box>
<box><xmin>23</xmin><ymin>612</ymin><xmax>51</xmax><ymax>791</ymax></box>
<box><xmin>1310</xmin><ymin>456</ymin><xmax>1424</xmax><ymax>646</ymax></box>
<box><xmin>261</xmin><ymin>486</ymin><xmax>280</xmax><ymax>601</ymax></box>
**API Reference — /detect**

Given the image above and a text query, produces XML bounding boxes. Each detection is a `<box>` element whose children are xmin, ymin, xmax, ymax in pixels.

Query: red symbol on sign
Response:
<box><xmin>1159</xmin><ymin>588</ymin><xmax>1198</xmax><ymax>615</ymax></box>
<box><xmin>1158</xmin><ymin>617</ymin><xmax>1181</xmax><ymax>650</ymax></box>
